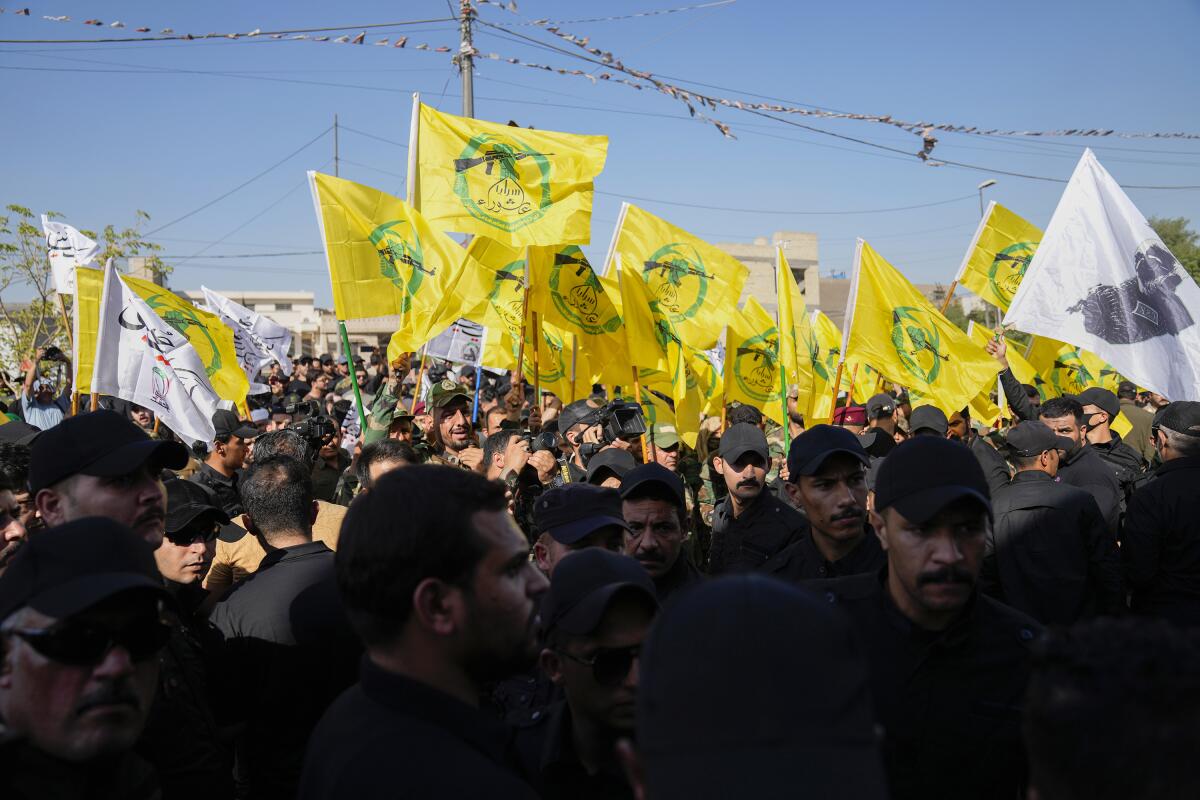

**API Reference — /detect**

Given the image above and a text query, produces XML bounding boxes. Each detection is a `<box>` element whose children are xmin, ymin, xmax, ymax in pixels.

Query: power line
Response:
<box><xmin>158</xmin><ymin>250</ymin><xmax>322</xmax><ymax>258</ymax></box>
<box><xmin>594</xmin><ymin>190</ymin><xmax>978</xmax><ymax>215</ymax></box>
<box><xmin>145</xmin><ymin>128</ymin><xmax>331</xmax><ymax>236</ymax></box>
<box><xmin>338</xmin><ymin>125</ymin><xmax>409</xmax><ymax>148</ymax></box>
<box><xmin>0</xmin><ymin>18</ymin><xmax>457</xmax><ymax>45</ymax></box>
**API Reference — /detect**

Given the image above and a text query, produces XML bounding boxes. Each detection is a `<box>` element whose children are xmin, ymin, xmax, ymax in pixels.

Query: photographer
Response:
<box><xmin>20</xmin><ymin>345</ymin><xmax>71</xmax><ymax>430</ymax></box>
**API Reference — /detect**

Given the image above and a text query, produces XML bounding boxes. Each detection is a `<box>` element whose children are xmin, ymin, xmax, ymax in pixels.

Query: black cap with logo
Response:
<box><xmin>866</xmin><ymin>393</ymin><xmax>895</xmax><ymax>419</ymax></box>
<box><xmin>28</xmin><ymin>410</ymin><xmax>189</xmax><ymax>494</ymax></box>
<box><xmin>874</xmin><ymin>436</ymin><xmax>991</xmax><ymax>524</ymax></box>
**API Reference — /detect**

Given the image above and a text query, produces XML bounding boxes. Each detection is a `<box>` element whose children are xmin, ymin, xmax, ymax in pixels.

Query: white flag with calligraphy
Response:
<box><xmin>42</xmin><ymin>215</ymin><xmax>100</xmax><ymax>295</ymax></box>
<box><xmin>93</xmin><ymin>265</ymin><xmax>219</xmax><ymax>443</ymax></box>
<box><xmin>199</xmin><ymin>287</ymin><xmax>294</xmax><ymax>393</ymax></box>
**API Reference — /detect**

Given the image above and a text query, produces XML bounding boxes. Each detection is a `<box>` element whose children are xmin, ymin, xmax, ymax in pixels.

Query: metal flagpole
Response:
<box><xmin>338</xmin><ymin>321</ymin><xmax>367</xmax><ymax>435</ymax></box>
<box><xmin>773</xmin><ymin>245</ymin><xmax>791</xmax><ymax>453</ymax></box>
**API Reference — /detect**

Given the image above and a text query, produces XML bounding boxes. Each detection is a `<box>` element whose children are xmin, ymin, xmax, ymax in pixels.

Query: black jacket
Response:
<box><xmin>967</xmin><ymin>431</ymin><xmax>1011</xmax><ymax>495</ymax></box>
<box><xmin>653</xmin><ymin>551</ymin><xmax>705</xmax><ymax>606</ymax></box>
<box><xmin>763</xmin><ymin>525</ymin><xmax>885</xmax><ymax>583</ymax></box>
<box><xmin>190</xmin><ymin>462</ymin><xmax>243</xmax><ymax>517</ymax></box>
<box><xmin>1057</xmin><ymin>445</ymin><xmax>1122</xmax><ymax>533</ymax></box>
<box><xmin>981</xmin><ymin>471</ymin><xmax>1123</xmax><ymax>624</ymax></box>
<box><xmin>0</xmin><ymin>741</ymin><xmax>159</xmax><ymax>800</ymax></box>
<box><xmin>1089</xmin><ymin>433</ymin><xmax>1146</xmax><ymax>500</ymax></box>
<box><xmin>708</xmin><ymin>489</ymin><xmax>808</xmax><ymax>575</ymax></box>
<box><xmin>514</xmin><ymin>701</ymin><xmax>632</xmax><ymax>800</ymax></box>
<box><xmin>1122</xmin><ymin>456</ymin><xmax>1200</xmax><ymax>627</ymax></box>
<box><xmin>816</xmin><ymin>570</ymin><xmax>1041</xmax><ymax>800</ymax></box>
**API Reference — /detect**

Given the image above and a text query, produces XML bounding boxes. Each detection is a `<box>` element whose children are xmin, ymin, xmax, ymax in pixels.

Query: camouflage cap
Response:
<box><xmin>429</xmin><ymin>378</ymin><xmax>471</xmax><ymax>409</ymax></box>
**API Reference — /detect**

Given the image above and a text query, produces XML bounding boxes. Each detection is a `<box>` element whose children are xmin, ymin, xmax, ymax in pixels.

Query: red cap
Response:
<box><xmin>832</xmin><ymin>405</ymin><xmax>867</xmax><ymax>426</ymax></box>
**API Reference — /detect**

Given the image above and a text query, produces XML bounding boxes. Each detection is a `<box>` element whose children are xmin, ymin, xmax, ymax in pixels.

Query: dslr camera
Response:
<box><xmin>576</xmin><ymin>400</ymin><xmax>646</xmax><ymax>463</ymax></box>
<box><xmin>285</xmin><ymin>399</ymin><xmax>339</xmax><ymax>451</ymax></box>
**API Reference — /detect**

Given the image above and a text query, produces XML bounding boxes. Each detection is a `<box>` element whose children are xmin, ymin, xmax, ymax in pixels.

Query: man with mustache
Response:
<box><xmin>0</xmin><ymin>517</ymin><xmax>171</xmax><ymax>798</ymax></box>
<box><xmin>515</xmin><ymin>549</ymin><xmax>658</xmax><ymax>799</ymax></box>
<box><xmin>765</xmin><ymin>425</ymin><xmax>885</xmax><ymax>582</ymax></box>
<box><xmin>426</xmin><ymin>379</ymin><xmax>486</xmax><ymax>474</ymax></box>
<box><xmin>707</xmin><ymin>423</ymin><xmax>808</xmax><ymax>575</ymax></box>
<box><xmin>620</xmin><ymin>464</ymin><xmax>703</xmax><ymax>605</ymax></box>
<box><xmin>29</xmin><ymin>410</ymin><xmax>190</xmax><ymax>547</ymax></box>
<box><xmin>817</xmin><ymin>437</ymin><xmax>1042</xmax><ymax>800</ymax></box>
<box><xmin>300</xmin><ymin>466</ymin><xmax>547</xmax><ymax>799</ymax></box>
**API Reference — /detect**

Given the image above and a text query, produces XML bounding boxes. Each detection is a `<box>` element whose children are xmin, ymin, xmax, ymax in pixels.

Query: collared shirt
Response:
<box><xmin>20</xmin><ymin>392</ymin><xmax>68</xmax><ymax>431</ymax></box>
<box><xmin>1123</xmin><ymin>456</ymin><xmax>1200</xmax><ymax>627</ymax></box>
<box><xmin>764</xmin><ymin>525</ymin><xmax>885</xmax><ymax>583</ymax></box>
<box><xmin>190</xmin><ymin>462</ymin><xmax>242</xmax><ymax>516</ymax></box>
<box><xmin>300</xmin><ymin>658</ymin><xmax>539</xmax><ymax>799</ymax></box>
<box><xmin>514</xmin><ymin>700</ymin><xmax>632</xmax><ymax>800</ymax></box>
<box><xmin>708</xmin><ymin>489</ymin><xmax>809</xmax><ymax>575</ymax></box>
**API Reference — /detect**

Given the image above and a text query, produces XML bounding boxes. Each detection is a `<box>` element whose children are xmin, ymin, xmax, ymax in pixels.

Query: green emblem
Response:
<box><xmin>512</xmin><ymin>324</ymin><xmax>568</xmax><ymax>383</ymax></box>
<box><xmin>1048</xmin><ymin>348</ymin><xmax>1096</xmax><ymax>396</ymax></box>
<box><xmin>486</xmin><ymin>257</ymin><xmax>527</xmax><ymax>335</ymax></box>
<box><xmin>732</xmin><ymin>328</ymin><xmax>780</xmax><ymax>403</ymax></box>
<box><xmin>891</xmin><ymin>306</ymin><xmax>949</xmax><ymax>384</ymax></box>
<box><xmin>641</xmin><ymin>242</ymin><xmax>712</xmax><ymax>325</ymax></box>
<box><xmin>143</xmin><ymin>292</ymin><xmax>222</xmax><ymax>378</ymax></box>
<box><xmin>370</xmin><ymin>220</ymin><xmax>431</xmax><ymax>316</ymax></box>
<box><xmin>803</xmin><ymin>326</ymin><xmax>831</xmax><ymax>383</ymax></box>
<box><xmin>548</xmin><ymin>246</ymin><xmax>622</xmax><ymax>335</ymax></box>
<box><xmin>453</xmin><ymin>134</ymin><xmax>553</xmax><ymax>234</ymax></box>
<box><xmin>988</xmin><ymin>241</ymin><xmax>1036</xmax><ymax>306</ymax></box>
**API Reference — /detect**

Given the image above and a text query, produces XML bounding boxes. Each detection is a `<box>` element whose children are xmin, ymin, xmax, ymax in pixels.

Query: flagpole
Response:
<box><xmin>515</xmin><ymin>247</ymin><xmax>531</xmax><ymax>395</ymax></box>
<box><xmin>531</xmin><ymin>310</ymin><xmax>541</xmax><ymax>401</ymax></box>
<box><xmin>413</xmin><ymin>344</ymin><xmax>429</xmax><ymax>406</ymax></box>
<box><xmin>945</xmin><ymin>199</ymin><xmax>993</xmax><ymax>316</ymax></box>
<box><xmin>845</xmin><ymin>363</ymin><xmax>861</xmax><ymax>408</ymax></box>
<box><xmin>471</xmin><ymin>363</ymin><xmax>483</xmax><ymax>424</ymax></box>
<box><xmin>56</xmin><ymin>294</ymin><xmax>74</xmax><ymax>351</ymax></box>
<box><xmin>337</xmin><ymin>320</ymin><xmax>367</xmax><ymax>438</ymax></box>
<box><xmin>406</xmin><ymin>93</ymin><xmax>420</xmax><ymax>205</ymax></box>
<box><xmin>569</xmin><ymin>335</ymin><xmax>578</xmax><ymax>404</ymax></box>
<box><xmin>631</xmin><ymin>365</ymin><xmax>651</xmax><ymax>464</ymax></box>
<box><xmin>938</xmin><ymin>281</ymin><xmax>959</xmax><ymax>315</ymax></box>
<box><xmin>772</xmin><ymin>246</ymin><xmax>792</xmax><ymax>452</ymax></box>
<box><xmin>829</xmin><ymin>361</ymin><xmax>845</xmax><ymax>425</ymax></box>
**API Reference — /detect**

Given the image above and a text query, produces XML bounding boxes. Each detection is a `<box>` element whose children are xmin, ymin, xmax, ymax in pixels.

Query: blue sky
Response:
<box><xmin>3</xmin><ymin>0</ymin><xmax>1199</xmax><ymax>306</ymax></box>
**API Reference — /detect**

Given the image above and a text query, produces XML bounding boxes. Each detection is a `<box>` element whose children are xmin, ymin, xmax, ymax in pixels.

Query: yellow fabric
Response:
<box><xmin>1111</xmin><ymin>412</ymin><xmax>1133</xmax><ymax>438</ymax></box>
<box><xmin>415</xmin><ymin>102</ymin><xmax>608</xmax><ymax>247</ymax></box>
<box><xmin>119</xmin><ymin>274</ymin><xmax>248</xmax><ymax>406</ymax></box>
<box><xmin>845</xmin><ymin>241</ymin><xmax>997</xmax><ymax>415</ymax></box>
<box><xmin>802</xmin><ymin>310</ymin><xmax>842</xmax><ymax>424</ymax></box>
<box><xmin>690</xmin><ymin>348</ymin><xmax>723</xmax><ymax>417</ymax></box>
<box><xmin>777</xmin><ymin>248</ymin><xmax>816</xmax><ymax>417</ymax></box>
<box><xmin>73</xmin><ymin>266</ymin><xmax>103</xmax><ymax>394</ymax></box>
<box><xmin>636</xmin><ymin>389</ymin><xmax>675</xmax><ymax>429</ymax></box>
<box><xmin>1026</xmin><ymin>335</ymin><xmax>1123</xmax><ymax>397</ymax></box>
<box><xmin>724</xmin><ymin>298</ymin><xmax>785</xmax><ymax>427</ymax></box>
<box><xmin>312</xmin><ymin>172</ymin><xmax>493</xmax><ymax>353</ymax></box>
<box><xmin>957</xmin><ymin>203</ymin><xmax>1043</xmax><ymax>312</ymax></box>
<box><xmin>616</xmin><ymin>255</ymin><xmax>670</xmax><ymax>374</ymax></box>
<box><xmin>611</xmin><ymin>204</ymin><xmax>748</xmax><ymax>350</ymax></box>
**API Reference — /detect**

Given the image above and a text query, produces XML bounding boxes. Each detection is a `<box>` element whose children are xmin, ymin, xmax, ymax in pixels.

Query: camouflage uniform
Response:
<box><xmin>363</xmin><ymin>376</ymin><xmax>407</xmax><ymax>446</ymax></box>
<box><xmin>422</xmin><ymin>379</ymin><xmax>478</xmax><ymax>471</ymax></box>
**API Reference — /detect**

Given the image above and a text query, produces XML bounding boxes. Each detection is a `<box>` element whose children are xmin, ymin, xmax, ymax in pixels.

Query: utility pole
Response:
<box><xmin>458</xmin><ymin>0</ymin><xmax>475</xmax><ymax>118</ymax></box>
<box><xmin>333</xmin><ymin>113</ymin><xmax>339</xmax><ymax>177</ymax></box>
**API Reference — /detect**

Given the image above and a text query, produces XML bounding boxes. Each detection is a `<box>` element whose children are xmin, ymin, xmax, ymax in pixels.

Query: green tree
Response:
<box><xmin>1148</xmin><ymin>216</ymin><xmax>1200</xmax><ymax>282</ymax></box>
<box><xmin>0</xmin><ymin>204</ymin><xmax>166</xmax><ymax>396</ymax></box>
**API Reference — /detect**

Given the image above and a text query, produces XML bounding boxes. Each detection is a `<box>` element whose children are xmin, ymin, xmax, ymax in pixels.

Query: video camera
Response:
<box><xmin>576</xmin><ymin>400</ymin><xmax>646</xmax><ymax>463</ymax></box>
<box><xmin>284</xmin><ymin>399</ymin><xmax>339</xmax><ymax>452</ymax></box>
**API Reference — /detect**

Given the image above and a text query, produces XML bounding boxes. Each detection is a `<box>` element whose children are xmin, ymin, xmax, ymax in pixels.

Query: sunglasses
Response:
<box><xmin>164</xmin><ymin>521</ymin><xmax>220</xmax><ymax>548</ymax></box>
<box><xmin>5</xmin><ymin>617</ymin><xmax>170</xmax><ymax>666</ymax></box>
<box><xmin>561</xmin><ymin>644</ymin><xmax>641</xmax><ymax>687</ymax></box>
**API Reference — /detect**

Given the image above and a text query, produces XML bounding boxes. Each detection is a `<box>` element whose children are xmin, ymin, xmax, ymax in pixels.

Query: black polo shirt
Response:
<box><xmin>300</xmin><ymin>658</ymin><xmax>539</xmax><ymax>799</ymax></box>
<box><xmin>764</xmin><ymin>525</ymin><xmax>886</xmax><ymax>583</ymax></box>
<box><xmin>190</xmin><ymin>462</ymin><xmax>242</xmax><ymax>517</ymax></box>
<box><xmin>514</xmin><ymin>700</ymin><xmax>632</xmax><ymax>800</ymax></box>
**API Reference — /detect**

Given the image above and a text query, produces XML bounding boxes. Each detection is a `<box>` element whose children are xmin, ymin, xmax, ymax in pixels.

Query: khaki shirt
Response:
<box><xmin>203</xmin><ymin>499</ymin><xmax>348</xmax><ymax>597</ymax></box>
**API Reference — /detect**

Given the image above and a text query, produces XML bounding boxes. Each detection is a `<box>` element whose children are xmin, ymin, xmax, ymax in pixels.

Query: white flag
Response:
<box><xmin>1004</xmin><ymin>149</ymin><xmax>1200</xmax><ymax>400</ymax></box>
<box><xmin>42</xmin><ymin>214</ymin><xmax>100</xmax><ymax>295</ymax></box>
<box><xmin>93</xmin><ymin>265</ymin><xmax>220</xmax><ymax>443</ymax></box>
<box><xmin>200</xmin><ymin>287</ymin><xmax>294</xmax><ymax>391</ymax></box>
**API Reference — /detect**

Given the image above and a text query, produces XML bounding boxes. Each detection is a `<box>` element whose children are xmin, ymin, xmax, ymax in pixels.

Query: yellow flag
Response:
<box><xmin>415</xmin><ymin>102</ymin><xmax>608</xmax><ymax>247</ymax></box>
<box><xmin>636</xmin><ymin>390</ymin><xmax>676</xmax><ymax>430</ymax></box>
<box><xmin>690</xmin><ymin>348</ymin><xmax>723</xmax><ymax>417</ymax></box>
<box><xmin>1026</xmin><ymin>335</ymin><xmax>1123</xmax><ymax>397</ymax></box>
<box><xmin>310</xmin><ymin>171</ymin><xmax>493</xmax><ymax>351</ymax></box>
<box><xmin>117</xmin><ymin>274</ymin><xmax>249</xmax><ymax>406</ymax></box>
<box><xmin>617</xmin><ymin>255</ymin><xmax>670</xmax><ymax>374</ymax></box>
<box><xmin>611</xmin><ymin>203</ymin><xmax>748</xmax><ymax>350</ymax></box>
<box><xmin>955</xmin><ymin>202</ymin><xmax>1042</xmax><ymax>312</ymax></box>
<box><xmin>777</xmin><ymin>247</ymin><xmax>816</xmax><ymax>415</ymax></box>
<box><xmin>801</xmin><ymin>310</ymin><xmax>841</xmax><ymax>424</ymax></box>
<box><xmin>845</xmin><ymin>240</ymin><xmax>997</xmax><ymax>415</ymax></box>
<box><xmin>724</xmin><ymin>298</ymin><xmax>785</xmax><ymax>426</ymax></box>
<box><xmin>528</xmin><ymin>244</ymin><xmax>625</xmax><ymax>375</ymax></box>
<box><xmin>74</xmin><ymin>266</ymin><xmax>104</xmax><ymax>395</ymax></box>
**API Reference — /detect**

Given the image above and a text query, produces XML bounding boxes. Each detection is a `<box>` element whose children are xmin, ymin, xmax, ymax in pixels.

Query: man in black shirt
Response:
<box><xmin>1078</xmin><ymin>386</ymin><xmax>1146</xmax><ymax>498</ymax></box>
<box><xmin>1035</xmin><ymin>397</ymin><xmax>1123</xmax><ymax>532</ymax></box>
<box><xmin>285</xmin><ymin>355</ymin><xmax>314</xmax><ymax>399</ymax></box>
<box><xmin>190</xmin><ymin>409</ymin><xmax>257</xmax><ymax>517</ymax></box>
<box><xmin>980</xmin><ymin>422</ymin><xmax>1123</xmax><ymax>624</ymax></box>
<box><xmin>707</xmin><ymin>424</ymin><xmax>808</xmax><ymax>574</ymax></box>
<box><xmin>765</xmin><ymin>425</ymin><xmax>884</xmax><ymax>583</ymax></box>
<box><xmin>619</xmin><ymin>464</ymin><xmax>703</xmax><ymax>605</ymax></box>
<box><xmin>516</xmin><ymin>550</ymin><xmax>658</xmax><ymax>799</ymax></box>
<box><xmin>818</xmin><ymin>437</ymin><xmax>1041</xmax><ymax>800</ymax></box>
<box><xmin>300</xmin><ymin>466</ymin><xmax>548</xmax><ymax>799</ymax></box>
<box><xmin>211</xmin><ymin>456</ymin><xmax>360</xmax><ymax>800</ymax></box>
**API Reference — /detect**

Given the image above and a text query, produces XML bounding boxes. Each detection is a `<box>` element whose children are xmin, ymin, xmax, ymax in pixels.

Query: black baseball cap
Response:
<box><xmin>586</xmin><ymin>448</ymin><xmax>637</xmax><ymax>485</ymax></box>
<box><xmin>637</xmin><ymin>576</ymin><xmax>887</xmax><ymax>800</ymax></box>
<box><xmin>865</xmin><ymin>393</ymin><xmax>895</xmax><ymax>419</ymax></box>
<box><xmin>1077</xmin><ymin>387</ymin><xmax>1120</xmax><ymax>420</ymax></box>
<box><xmin>533</xmin><ymin>483</ymin><xmax>629</xmax><ymax>545</ymax></box>
<box><xmin>0</xmin><ymin>419</ymin><xmax>41</xmax><ymax>445</ymax></box>
<box><xmin>908</xmin><ymin>405</ymin><xmax>949</xmax><ymax>436</ymax></box>
<box><xmin>874</xmin><ymin>437</ymin><xmax>991</xmax><ymax>525</ymax></box>
<box><xmin>1158</xmin><ymin>401</ymin><xmax>1200</xmax><ymax>437</ymax></box>
<box><xmin>540</xmin><ymin>548</ymin><xmax>656</xmax><ymax>637</ymax></box>
<box><xmin>1005</xmin><ymin>421</ymin><xmax>1074</xmax><ymax>457</ymax></box>
<box><xmin>717</xmin><ymin>423</ymin><xmax>768</xmax><ymax>463</ymax></box>
<box><xmin>619</xmin><ymin>463</ymin><xmax>686</xmax><ymax>506</ymax></box>
<box><xmin>786</xmin><ymin>424</ymin><xmax>869</xmax><ymax>481</ymax></box>
<box><xmin>165</xmin><ymin>478</ymin><xmax>230</xmax><ymax>533</ymax></box>
<box><xmin>0</xmin><ymin>517</ymin><xmax>169</xmax><ymax>621</ymax></box>
<box><xmin>28</xmin><ymin>410</ymin><xmax>189</xmax><ymax>494</ymax></box>
<box><xmin>212</xmin><ymin>408</ymin><xmax>259</xmax><ymax>440</ymax></box>
<box><xmin>558</xmin><ymin>399</ymin><xmax>596</xmax><ymax>434</ymax></box>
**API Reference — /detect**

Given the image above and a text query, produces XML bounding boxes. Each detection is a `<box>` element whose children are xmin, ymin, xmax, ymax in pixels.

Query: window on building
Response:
<box><xmin>276</xmin><ymin>303</ymin><xmax>292</xmax><ymax>311</ymax></box>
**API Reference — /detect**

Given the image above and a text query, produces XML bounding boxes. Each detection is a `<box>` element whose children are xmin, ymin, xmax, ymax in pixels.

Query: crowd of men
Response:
<box><xmin>1</xmin><ymin>340</ymin><xmax>1199</xmax><ymax>799</ymax></box>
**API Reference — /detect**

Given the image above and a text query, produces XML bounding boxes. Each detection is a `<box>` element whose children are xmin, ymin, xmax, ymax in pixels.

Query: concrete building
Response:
<box><xmin>713</xmin><ymin>231</ymin><xmax>820</xmax><ymax>317</ymax></box>
<box><xmin>180</xmin><ymin>290</ymin><xmax>327</xmax><ymax>357</ymax></box>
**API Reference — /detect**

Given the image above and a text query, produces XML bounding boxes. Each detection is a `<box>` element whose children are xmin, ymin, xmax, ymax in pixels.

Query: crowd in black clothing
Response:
<box><xmin>2</xmin><ymin>344</ymin><xmax>1200</xmax><ymax>800</ymax></box>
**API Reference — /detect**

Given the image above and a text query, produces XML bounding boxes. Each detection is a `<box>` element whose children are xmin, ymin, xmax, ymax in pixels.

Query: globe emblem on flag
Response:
<box><xmin>988</xmin><ymin>241</ymin><xmax>1036</xmax><ymax>306</ymax></box>
<box><xmin>486</xmin><ymin>257</ymin><xmax>527</xmax><ymax>334</ymax></box>
<box><xmin>453</xmin><ymin>134</ymin><xmax>553</xmax><ymax>234</ymax></box>
<box><xmin>370</xmin><ymin>220</ymin><xmax>430</xmax><ymax>316</ymax></box>
<box><xmin>150</xmin><ymin>364</ymin><xmax>171</xmax><ymax>410</ymax></box>
<box><xmin>891</xmin><ymin>306</ymin><xmax>949</xmax><ymax>384</ymax></box>
<box><xmin>733</xmin><ymin>330</ymin><xmax>780</xmax><ymax>402</ymax></box>
<box><xmin>548</xmin><ymin>246</ymin><xmax>622</xmax><ymax>335</ymax></box>
<box><xmin>641</xmin><ymin>242</ymin><xmax>713</xmax><ymax>326</ymax></box>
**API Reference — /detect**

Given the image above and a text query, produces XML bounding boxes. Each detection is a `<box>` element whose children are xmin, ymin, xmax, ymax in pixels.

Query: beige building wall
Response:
<box><xmin>712</xmin><ymin>231</ymin><xmax>820</xmax><ymax>317</ymax></box>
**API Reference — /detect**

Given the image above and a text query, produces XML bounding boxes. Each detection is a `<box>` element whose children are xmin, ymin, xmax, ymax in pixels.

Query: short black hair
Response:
<box><xmin>727</xmin><ymin>403</ymin><xmax>763</xmax><ymax>427</ymax></box>
<box><xmin>484</xmin><ymin>429</ymin><xmax>522</xmax><ymax>466</ymax></box>
<box><xmin>0</xmin><ymin>442</ymin><xmax>30</xmax><ymax>492</ymax></box>
<box><xmin>336</xmin><ymin>465</ymin><xmax>507</xmax><ymax>645</ymax></box>
<box><xmin>356</xmin><ymin>440</ymin><xmax>417</xmax><ymax>490</ymax></box>
<box><xmin>1039</xmin><ymin>397</ymin><xmax>1084</xmax><ymax>425</ymax></box>
<box><xmin>1023</xmin><ymin>383</ymin><xmax>1041</xmax><ymax>400</ymax></box>
<box><xmin>240</xmin><ymin>456</ymin><xmax>314</xmax><ymax>544</ymax></box>
<box><xmin>1024</xmin><ymin>618</ymin><xmax>1200</xmax><ymax>800</ymax></box>
<box><xmin>250</xmin><ymin>429</ymin><xmax>315</xmax><ymax>467</ymax></box>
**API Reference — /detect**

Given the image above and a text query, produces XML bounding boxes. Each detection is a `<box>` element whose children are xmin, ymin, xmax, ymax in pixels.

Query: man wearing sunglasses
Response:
<box><xmin>516</xmin><ymin>549</ymin><xmax>658</xmax><ymax>799</ymax></box>
<box><xmin>28</xmin><ymin>410</ymin><xmax>190</xmax><ymax>548</ymax></box>
<box><xmin>0</xmin><ymin>517</ymin><xmax>170</xmax><ymax>797</ymax></box>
